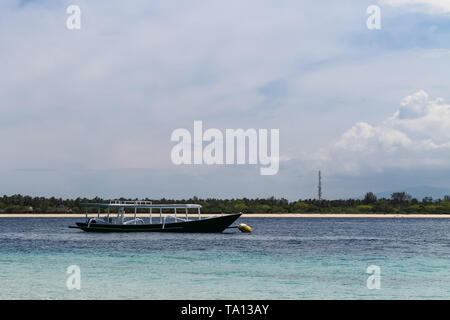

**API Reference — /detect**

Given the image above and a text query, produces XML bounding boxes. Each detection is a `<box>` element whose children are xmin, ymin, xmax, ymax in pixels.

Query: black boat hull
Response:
<box><xmin>69</xmin><ymin>213</ymin><xmax>242</xmax><ymax>233</ymax></box>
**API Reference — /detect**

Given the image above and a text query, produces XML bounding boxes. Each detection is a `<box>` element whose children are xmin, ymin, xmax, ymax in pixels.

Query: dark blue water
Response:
<box><xmin>0</xmin><ymin>217</ymin><xmax>449</xmax><ymax>299</ymax></box>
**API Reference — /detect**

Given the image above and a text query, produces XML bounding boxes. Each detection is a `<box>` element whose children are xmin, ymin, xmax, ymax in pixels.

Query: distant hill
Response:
<box><xmin>375</xmin><ymin>186</ymin><xmax>450</xmax><ymax>200</ymax></box>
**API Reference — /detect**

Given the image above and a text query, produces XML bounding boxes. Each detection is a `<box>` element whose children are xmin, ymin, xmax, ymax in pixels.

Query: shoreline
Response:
<box><xmin>1</xmin><ymin>213</ymin><xmax>450</xmax><ymax>218</ymax></box>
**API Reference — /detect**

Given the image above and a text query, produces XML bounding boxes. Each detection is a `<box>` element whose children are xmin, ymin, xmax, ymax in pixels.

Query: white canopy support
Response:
<box><xmin>107</xmin><ymin>201</ymin><xmax>201</xmax><ymax>210</ymax></box>
<box><xmin>80</xmin><ymin>201</ymin><xmax>204</xmax><ymax>224</ymax></box>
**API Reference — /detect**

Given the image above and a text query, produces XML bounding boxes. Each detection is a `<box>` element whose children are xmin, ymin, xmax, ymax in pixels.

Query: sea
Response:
<box><xmin>0</xmin><ymin>217</ymin><xmax>449</xmax><ymax>299</ymax></box>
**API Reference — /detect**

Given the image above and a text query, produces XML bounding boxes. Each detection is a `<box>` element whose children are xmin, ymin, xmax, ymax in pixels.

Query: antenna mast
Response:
<box><xmin>318</xmin><ymin>170</ymin><xmax>322</xmax><ymax>200</ymax></box>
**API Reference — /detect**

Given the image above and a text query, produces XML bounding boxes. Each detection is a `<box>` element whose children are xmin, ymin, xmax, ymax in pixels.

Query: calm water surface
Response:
<box><xmin>0</xmin><ymin>217</ymin><xmax>449</xmax><ymax>299</ymax></box>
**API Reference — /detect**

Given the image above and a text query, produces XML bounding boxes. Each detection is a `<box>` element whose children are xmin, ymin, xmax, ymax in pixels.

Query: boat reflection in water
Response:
<box><xmin>69</xmin><ymin>201</ymin><xmax>250</xmax><ymax>233</ymax></box>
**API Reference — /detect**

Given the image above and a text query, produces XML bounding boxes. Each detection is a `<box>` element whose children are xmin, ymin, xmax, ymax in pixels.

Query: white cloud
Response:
<box><xmin>320</xmin><ymin>91</ymin><xmax>450</xmax><ymax>174</ymax></box>
<box><xmin>380</xmin><ymin>0</ymin><xmax>450</xmax><ymax>14</ymax></box>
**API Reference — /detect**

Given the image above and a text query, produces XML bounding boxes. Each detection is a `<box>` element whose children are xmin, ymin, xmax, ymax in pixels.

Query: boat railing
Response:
<box><xmin>81</xmin><ymin>201</ymin><xmax>204</xmax><ymax>224</ymax></box>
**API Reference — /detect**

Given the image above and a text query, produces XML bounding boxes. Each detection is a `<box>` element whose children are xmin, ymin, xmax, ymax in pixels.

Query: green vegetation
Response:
<box><xmin>0</xmin><ymin>192</ymin><xmax>450</xmax><ymax>214</ymax></box>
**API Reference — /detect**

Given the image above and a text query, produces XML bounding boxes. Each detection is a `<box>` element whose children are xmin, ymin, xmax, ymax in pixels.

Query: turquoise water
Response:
<box><xmin>0</xmin><ymin>217</ymin><xmax>449</xmax><ymax>299</ymax></box>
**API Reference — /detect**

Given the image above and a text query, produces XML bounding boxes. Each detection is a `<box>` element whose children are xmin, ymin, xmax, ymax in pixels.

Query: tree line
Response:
<box><xmin>0</xmin><ymin>192</ymin><xmax>450</xmax><ymax>214</ymax></box>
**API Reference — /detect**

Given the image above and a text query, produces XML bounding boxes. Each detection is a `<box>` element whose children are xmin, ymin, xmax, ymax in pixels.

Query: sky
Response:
<box><xmin>0</xmin><ymin>0</ymin><xmax>449</xmax><ymax>200</ymax></box>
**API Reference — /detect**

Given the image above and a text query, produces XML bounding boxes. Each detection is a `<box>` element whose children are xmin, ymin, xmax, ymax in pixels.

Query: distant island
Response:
<box><xmin>1</xmin><ymin>192</ymin><xmax>449</xmax><ymax>215</ymax></box>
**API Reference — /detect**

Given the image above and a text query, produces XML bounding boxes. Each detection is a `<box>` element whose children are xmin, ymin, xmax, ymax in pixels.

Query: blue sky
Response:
<box><xmin>1</xmin><ymin>0</ymin><xmax>450</xmax><ymax>200</ymax></box>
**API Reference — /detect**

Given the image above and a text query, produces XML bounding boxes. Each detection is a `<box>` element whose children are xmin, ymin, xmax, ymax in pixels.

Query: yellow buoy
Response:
<box><xmin>237</xmin><ymin>223</ymin><xmax>252</xmax><ymax>233</ymax></box>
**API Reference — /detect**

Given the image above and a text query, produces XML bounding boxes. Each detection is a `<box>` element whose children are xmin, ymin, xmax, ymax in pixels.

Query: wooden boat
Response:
<box><xmin>68</xmin><ymin>201</ymin><xmax>249</xmax><ymax>233</ymax></box>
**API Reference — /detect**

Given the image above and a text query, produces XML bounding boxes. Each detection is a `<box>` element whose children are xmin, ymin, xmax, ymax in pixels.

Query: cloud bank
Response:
<box><xmin>320</xmin><ymin>91</ymin><xmax>450</xmax><ymax>174</ymax></box>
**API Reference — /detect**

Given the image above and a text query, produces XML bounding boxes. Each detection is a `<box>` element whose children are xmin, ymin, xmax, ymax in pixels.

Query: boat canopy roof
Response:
<box><xmin>79</xmin><ymin>201</ymin><xmax>202</xmax><ymax>209</ymax></box>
